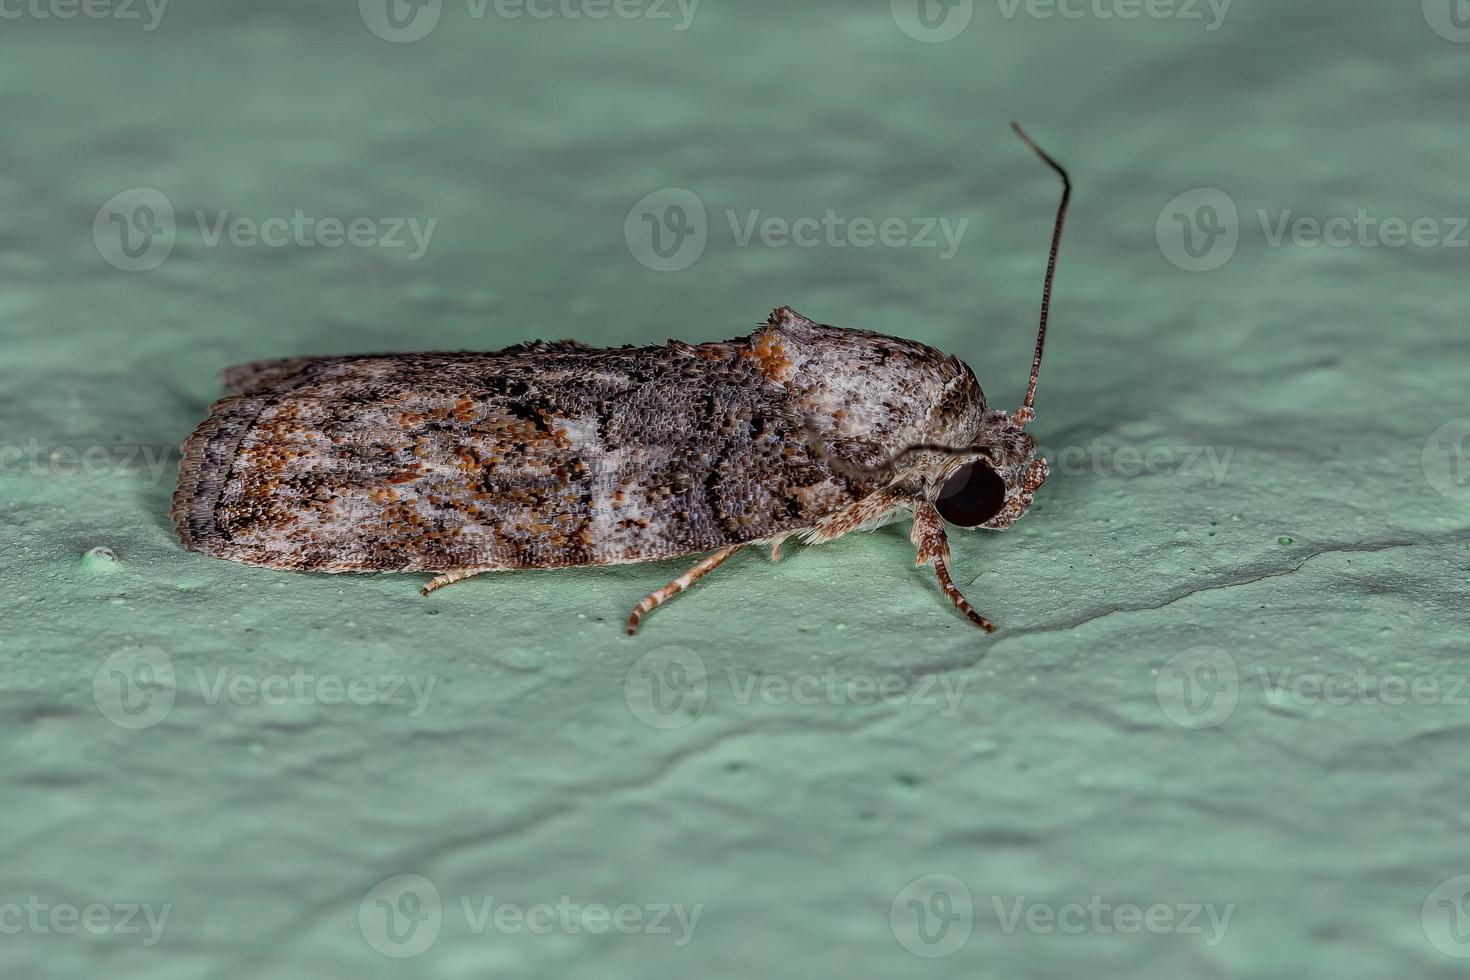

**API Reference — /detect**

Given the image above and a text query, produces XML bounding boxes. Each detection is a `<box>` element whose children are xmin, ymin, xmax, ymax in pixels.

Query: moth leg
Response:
<box><xmin>767</xmin><ymin>532</ymin><xmax>793</xmax><ymax>563</ymax></box>
<box><xmin>911</xmin><ymin>503</ymin><xmax>995</xmax><ymax>633</ymax></box>
<box><xmin>626</xmin><ymin>545</ymin><xmax>742</xmax><ymax>636</ymax></box>
<box><xmin>800</xmin><ymin>487</ymin><xmax>910</xmax><ymax>546</ymax></box>
<box><xmin>420</xmin><ymin>568</ymin><xmax>490</xmax><ymax>597</ymax></box>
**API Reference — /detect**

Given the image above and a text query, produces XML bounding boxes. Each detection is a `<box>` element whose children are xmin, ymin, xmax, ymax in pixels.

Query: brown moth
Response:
<box><xmin>173</xmin><ymin>123</ymin><xmax>1070</xmax><ymax>634</ymax></box>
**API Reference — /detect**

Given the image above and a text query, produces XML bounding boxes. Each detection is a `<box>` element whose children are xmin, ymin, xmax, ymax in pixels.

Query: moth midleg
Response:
<box><xmin>420</xmin><ymin>568</ymin><xmax>492</xmax><ymax>596</ymax></box>
<box><xmin>911</xmin><ymin>503</ymin><xmax>995</xmax><ymax>633</ymax></box>
<box><xmin>626</xmin><ymin>545</ymin><xmax>743</xmax><ymax>636</ymax></box>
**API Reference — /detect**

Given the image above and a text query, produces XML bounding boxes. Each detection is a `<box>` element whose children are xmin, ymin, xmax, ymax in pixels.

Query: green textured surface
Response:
<box><xmin>4</xmin><ymin>1</ymin><xmax>1470</xmax><ymax>977</ymax></box>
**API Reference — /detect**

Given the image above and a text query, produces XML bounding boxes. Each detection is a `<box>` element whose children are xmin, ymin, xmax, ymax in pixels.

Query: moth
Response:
<box><xmin>173</xmin><ymin>123</ymin><xmax>1070</xmax><ymax>635</ymax></box>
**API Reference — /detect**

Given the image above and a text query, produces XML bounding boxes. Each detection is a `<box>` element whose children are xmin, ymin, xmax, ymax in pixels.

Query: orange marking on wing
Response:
<box><xmin>751</xmin><ymin>331</ymin><xmax>792</xmax><ymax>381</ymax></box>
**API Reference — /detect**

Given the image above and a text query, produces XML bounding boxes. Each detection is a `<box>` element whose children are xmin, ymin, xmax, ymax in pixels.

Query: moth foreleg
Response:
<box><xmin>911</xmin><ymin>503</ymin><xmax>996</xmax><ymax>633</ymax></box>
<box><xmin>626</xmin><ymin>545</ymin><xmax>743</xmax><ymax>636</ymax></box>
<box><xmin>420</xmin><ymin>568</ymin><xmax>491</xmax><ymax>596</ymax></box>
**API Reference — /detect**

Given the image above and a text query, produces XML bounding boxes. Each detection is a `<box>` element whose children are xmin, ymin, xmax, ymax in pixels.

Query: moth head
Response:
<box><xmin>802</xmin><ymin>124</ymin><xmax>1068</xmax><ymax>533</ymax></box>
<box><xmin>927</xmin><ymin>413</ymin><xmax>1047</xmax><ymax>531</ymax></box>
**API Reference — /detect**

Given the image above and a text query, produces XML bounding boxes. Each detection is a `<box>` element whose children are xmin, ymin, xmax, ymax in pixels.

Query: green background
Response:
<box><xmin>4</xmin><ymin>0</ymin><xmax>1469</xmax><ymax>976</ymax></box>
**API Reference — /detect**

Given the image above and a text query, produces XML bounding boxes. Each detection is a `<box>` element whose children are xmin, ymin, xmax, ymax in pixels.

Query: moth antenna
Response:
<box><xmin>802</xmin><ymin>421</ymin><xmax>994</xmax><ymax>480</ymax></box>
<box><xmin>1010</xmin><ymin>121</ymin><xmax>1071</xmax><ymax>426</ymax></box>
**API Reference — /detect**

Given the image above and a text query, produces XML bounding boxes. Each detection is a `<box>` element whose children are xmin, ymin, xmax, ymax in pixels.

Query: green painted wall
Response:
<box><xmin>3</xmin><ymin>1</ymin><xmax>1469</xmax><ymax>976</ymax></box>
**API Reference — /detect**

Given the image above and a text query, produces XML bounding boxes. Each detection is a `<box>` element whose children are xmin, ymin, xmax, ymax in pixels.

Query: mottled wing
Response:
<box><xmin>172</xmin><ymin>325</ymin><xmax>872</xmax><ymax>573</ymax></box>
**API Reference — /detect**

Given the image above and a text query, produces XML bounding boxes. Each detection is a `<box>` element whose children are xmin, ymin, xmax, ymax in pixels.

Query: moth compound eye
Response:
<box><xmin>935</xmin><ymin>461</ymin><xmax>1007</xmax><ymax>528</ymax></box>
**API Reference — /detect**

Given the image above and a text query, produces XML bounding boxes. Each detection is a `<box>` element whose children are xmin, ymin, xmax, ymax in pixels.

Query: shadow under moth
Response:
<box><xmin>173</xmin><ymin>124</ymin><xmax>1071</xmax><ymax>634</ymax></box>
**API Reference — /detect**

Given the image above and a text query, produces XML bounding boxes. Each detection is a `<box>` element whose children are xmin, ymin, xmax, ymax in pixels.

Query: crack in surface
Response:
<box><xmin>1011</xmin><ymin>539</ymin><xmax>1422</xmax><ymax>636</ymax></box>
<box><xmin>917</xmin><ymin>538</ymin><xmax>1436</xmax><ymax>678</ymax></box>
<box><xmin>207</xmin><ymin>712</ymin><xmax>887</xmax><ymax>980</ymax></box>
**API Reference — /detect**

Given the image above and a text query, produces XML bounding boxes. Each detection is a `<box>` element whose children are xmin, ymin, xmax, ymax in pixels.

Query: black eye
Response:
<box><xmin>935</xmin><ymin>461</ymin><xmax>1007</xmax><ymax>528</ymax></box>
